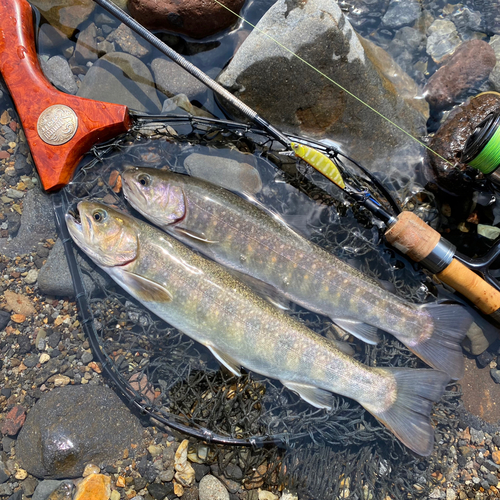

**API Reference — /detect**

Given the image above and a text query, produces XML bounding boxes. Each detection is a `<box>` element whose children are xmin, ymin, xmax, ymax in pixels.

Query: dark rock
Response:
<box><xmin>193</xmin><ymin>463</ymin><xmax>210</xmax><ymax>483</ymax></box>
<box><xmin>77</xmin><ymin>52</ymin><xmax>161</xmax><ymax>113</ymax></box>
<box><xmin>427</xmin><ymin>93</ymin><xmax>500</xmax><ymax>196</ymax></box>
<box><xmin>0</xmin><ymin>467</ymin><xmax>9</xmax><ymax>484</ymax></box>
<box><xmin>493</xmin><ymin>435</ymin><xmax>500</xmax><ymax>447</ymax></box>
<box><xmin>424</xmin><ymin>40</ymin><xmax>496</xmax><ymax>111</ymax></box>
<box><xmin>490</xmin><ymin>368</ymin><xmax>500</xmax><ymax>384</ymax></box>
<box><xmin>31</xmin><ymin>480</ymin><xmax>64</xmax><ymax>500</ymax></box>
<box><xmin>0</xmin><ymin>189</ymin><xmax>57</xmax><ymax>259</ymax></box>
<box><xmin>24</xmin><ymin>355</ymin><xmax>39</xmax><ymax>368</ymax></box>
<box><xmin>128</xmin><ymin>0</ymin><xmax>245</xmax><ymax>38</ymax></box>
<box><xmin>17</xmin><ymin>335</ymin><xmax>32</xmax><ymax>355</ymax></box>
<box><xmin>133</xmin><ymin>476</ymin><xmax>148</xmax><ymax>491</ymax></box>
<box><xmin>0</xmin><ymin>389</ymin><xmax>11</xmax><ymax>399</ymax></box>
<box><xmin>183</xmin><ymin>485</ymin><xmax>199</xmax><ymax>500</ymax></box>
<box><xmin>147</xmin><ymin>482</ymin><xmax>173</xmax><ymax>500</ymax></box>
<box><xmin>7</xmin><ymin>212</ymin><xmax>21</xmax><ymax>236</ymax></box>
<box><xmin>1</xmin><ymin>436</ymin><xmax>14</xmax><ymax>455</ymax></box>
<box><xmin>38</xmin><ymin>23</ymin><xmax>70</xmax><ymax>52</ymax></box>
<box><xmin>485</xmin><ymin>472</ymin><xmax>498</xmax><ymax>486</ymax></box>
<box><xmin>16</xmin><ymin>385</ymin><xmax>143</xmax><ymax>478</ymax></box>
<box><xmin>107</xmin><ymin>23</ymin><xmax>151</xmax><ymax>58</ymax></box>
<box><xmin>14</xmin><ymin>156</ymin><xmax>32</xmax><ymax>176</ymax></box>
<box><xmin>7</xmin><ymin>490</ymin><xmax>22</xmax><ymax>500</ymax></box>
<box><xmin>0</xmin><ymin>310</ymin><xmax>10</xmax><ymax>330</ymax></box>
<box><xmin>483</xmin><ymin>459</ymin><xmax>499</xmax><ymax>471</ymax></box>
<box><xmin>477</xmin><ymin>350</ymin><xmax>494</xmax><ymax>368</ymax></box>
<box><xmin>47</xmin><ymin>332</ymin><xmax>61</xmax><ymax>349</ymax></box>
<box><xmin>217</xmin><ymin>0</ymin><xmax>428</xmax><ymax>175</ymax></box>
<box><xmin>1</xmin><ymin>405</ymin><xmax>26</xmax><ymax>436</ymax></box>
<box><xmin>22</xmin><ymin>476</ymin><xmax>39</xmax><ymax>497</ymax></box>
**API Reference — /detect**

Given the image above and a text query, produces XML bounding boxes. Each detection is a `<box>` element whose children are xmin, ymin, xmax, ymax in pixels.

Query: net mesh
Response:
<box><xmin>60</xmin><ymin>114</ymin><xmax>460</xmax><ymax>499</ymax></box>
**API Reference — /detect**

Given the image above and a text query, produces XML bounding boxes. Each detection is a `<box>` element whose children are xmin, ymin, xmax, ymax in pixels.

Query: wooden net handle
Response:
<box><xmin>0</xmin><ymin>0</ymin><xmax>132</xmax><ymax>191</ymax></box>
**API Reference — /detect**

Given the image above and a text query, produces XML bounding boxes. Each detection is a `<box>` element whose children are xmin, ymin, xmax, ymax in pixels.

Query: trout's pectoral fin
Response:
<box><xmin>281</xmin><ymin>381</ymin><xmax>333</xmax><ymax>409</ymax></box>
<box><xmin>326</xmin><ymin>338</ymin><xmax>355</xmax><ymax>356</ymax></box>
<box><xmin>332</xmin><ymin>319</ymin><xmax>380</xmax><ymax>345</ymax></box>
<box><xmin>175</xmin><ymin>226</ymin><xmax>219</xmax><ymax>244</ymax></box>
<box><xmin>207</xmin><ymin>346</ymin><xmax>242</xmax><ymax>377</ymax></box>
<box><xmin>121</xmin><ymin>272</ymin><xmax>173</xmax><ymax>303</ymax></box>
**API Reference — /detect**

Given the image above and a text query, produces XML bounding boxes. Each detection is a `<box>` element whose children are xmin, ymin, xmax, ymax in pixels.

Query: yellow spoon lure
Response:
<box><xmin>291</xmin><ymin>142</ymin><xmax>346</xmax><ymax>189</ymax></box>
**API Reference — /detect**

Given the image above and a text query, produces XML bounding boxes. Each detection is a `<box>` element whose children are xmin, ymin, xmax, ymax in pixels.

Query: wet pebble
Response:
<box><xmin>39</xmin><ymin>56</ymin><xmax>78</xmax><ymax>95</ymax></box>
<box><xmin>426</xmin><ymin>19</ymin><xmax>461</xmax><ymax>63</ymax></box>
<box><xmin>199</xmin><ymin>475</ymin><xmax>230</xmax><ymax>500</ymax></box>
<box><xmin>73</xmin><ymin>474</ymin><xmax>109</xmax><ymax>500</ymax></box>
<box><xmin>381</xmin><ymin>0</ymin><xmax>421</xmax><ymax>29</ymax></box>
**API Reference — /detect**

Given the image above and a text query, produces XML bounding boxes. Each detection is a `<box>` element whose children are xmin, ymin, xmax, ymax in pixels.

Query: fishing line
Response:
<box><xmin>211</xmin><ymin>0</ymin><xmax>455</xmax><ymax>167</ymax></box>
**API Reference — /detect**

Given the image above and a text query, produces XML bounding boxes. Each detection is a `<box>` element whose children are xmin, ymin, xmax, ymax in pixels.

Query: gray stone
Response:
<box><xmin>6</xmin><ymin>189</ymin><xmax>25</xmax><ymax>199</ymax></box>
<box><xmin>77</xmin><ymin>52</ymin><xmax>161</xmax><ymax>113</ymax></box>
<box><xmin>74</xmin><ymin>23</ymin><xmax>98</xmax><ymax>63</ymax></box>
<box><xmin>32</xmin><ymin>480</ymin><xmax>64</xmax><ymax>500</ymax></box>
<box><xmin>107</xmin><ymin>23</ymin><xmax>151</xmax><ymax>58</ymax></box>
<box><xmin>38</xmin><ymin>237</ymin><xmax>110</xmax><ymax>298</ymax></box>
<box><xmin>217</xmin><ymin>0</ymin><xmax>428</xmax><ymax>175</ymax></box>
<box><xmin>426</xmin><ymin>19</ymin><xmax>461</xmax><ymax>63</ymax></box>
<box><xmin>0</xmin><ymin>188</ymin><xmax>57</xmax><ymax>259</ymax></box>
<box><xmin>381</xmin><ymin>0</ymin><xmax>421</xmax><ymax>29</ymax></box>
<box><xmin>81</xmin><ymin>351</ymin><xmax>93</xmax><ymax>364</ymax></box>
<box><xmin>199</xmin><ymin>475</ymin><xmax>229</xmax><ymax>500</ymax></box>
<box><xmin>489</xmin><ymin>35</ymin><xmax>500</xmax><ymax>91</ymax></box>
<box><xmin>37</xmin><ymin>23</ymin><xmax>70</xmax><ymax>52</ymax></box>
<box><xmin>39</xmin><ymin>55</ymin><xmax>78</xmax><ymax>95</ymax></box>
<box><xmin>16</xmin><ymin>385</ymin><xmax>143</xmax><ymax>479</ymax></box>
<box><xmin>25</xmin><ymin>269</ymin><xmax>39</xmax><ymax>285</ymax></box>
<box><xmin>0</xmin><ymin>484</ymin><xmax>13</xmax><ymax>496</ymax></box>
<box><xmin>152</xmin><ymin>58</ymin><xmax>207</xmax><ymax>100</ymax></box>
<box><xmin>470</xmin><ymin>427</ymin><xmax>485</xmax><ymax>445</ymax></box>
<box><xmin>449</xmin><ymin>6</ymin><xmax>482</xmax><ymax>41</ymax></box>
<box><xmin>491</xmin><ymin>368</ymin><xmax>500</xmax><ymax>384</ymax></box>
<box><xmin>462</xmin><ymin>322</ymin><xmax>498</xmax><ymax>355</ymax></box>
<box><xmin>184</xmin><ymin>153</ymin><xmax>262</xmax><ymax>194</ymax></box>
<box><xmin>22</xmin><ymin>476</ymin><xmax>39</xmax><ymax>496</ymax></box>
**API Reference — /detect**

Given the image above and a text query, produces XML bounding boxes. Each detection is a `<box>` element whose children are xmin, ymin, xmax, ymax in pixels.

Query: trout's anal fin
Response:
<box><xmin>281</xmin><ymin>381</ymin><xmax>333</xmax><ymax>409</ymax></box>
<box><xmin>121</xmin><ymin>272</ymin><xmax>173</xmax><ymax>302</ymax></box>
<box><xmin>207</xmin><ymin>346</ymin><xmax>242</xmax><ymax>376</ymax></box>
<box><xmin>175</xmin><ymin>226</ymin><xmax>219</xmax><ymax>244</ymax></box>
<box><xmin>332</xmin><ymin>319</ymin><xmax>380</xmax><ymax>345</ymax></box>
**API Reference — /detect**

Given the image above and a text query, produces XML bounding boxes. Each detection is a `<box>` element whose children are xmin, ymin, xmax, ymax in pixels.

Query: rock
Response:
<box><xmin>25</xmin><ymin>269</ymin><xmax>39</xmax><ymax>285</ymax></box>
<box><xmin>29</xmin><ymin>0</ymin><xmax>96</xmax><ymax>38</ymax></box>
<box><xmin>107</xmin><ymin>23</ymin><xmax>151</xmax><ymax>58</ymax></box>
<box><xmin>32</xmin><ymin>480</ymin><xmax>66</xmax><ymax>500</ymax></box>
<box><xmin>424</xmin><ymin>40</ymin><xmax>496</xmax><ymax>110</ymax></box>
<box><xmin>426</xmin><ymin>19</ymin><xmax>461</xmax><ymax>63</ymax></box>
<box><xmin>38</xmin><ymin>23</ymin><xmax>70</xmax><ymax>52</ymax></box>
<box><xmin>22</xmin><ymin>477</ymin><xmax>39</xmax><ymax>497</ymax></box>
<box><xmin>38</xmin><ymin>237</ymin><xmax>110</xmax><ymax>298</ymax></box>
<box><xmin>1</xmin><ymin>405</ymin><xmax>26</xmax><ymax>436</ymax></box>
<box><xmin>477</xmin><ymin>350</ymin><xmax>494</xmax><ymax>367</ymax></box>
<box><xmin>147</xmin><ymin>483</ymin><xmax>172</xmax><ymax>500</ymax></box>
<box><xmin>127</xmin><ymin>0</ymin><xmax>245</xmax><ymax>38</ymax></box>
<box><xmin>217</xmin><ymin>0</ymin><xmax>427</xmax><ymax>175</ymax></box>
<box><xmin>77</xmin><ymin>52</ymin><xmax>161</xmax><ymax>113</ymax></box>
<box><xmin>490</xmin><ymin>368</ymin><xmax>500</xmax><ymax>384</ymax></box>
<box><xmin>0</xmin><ymin>188</ymin><xmax>57</xmax><ymax>259</ymax></box>
<box><xmin>151</xmin><ymin>58</ymin><xmax>207</xmax><ymax>100</ymax></box>
<box><xmin>73</xmin><ymin>474</ymin><xmax>110</xmax><ymax>500</ymax></box>
<box><xmin>489</xmin><ymin>35</ymin><xmax>500</xmax><ymax>91</ymax></box>
<box><xmin>199</xmin><ymin>475</ymin><xmax>229</xmax><ymax>500</ymax></box>
<box><xmin>174</xmin><ymin>440</ymin><xmax>196</xmax><ymax>487</ymax></box>
<box><xmin>16</xmin><ymin>385</ymin><xmax>143</xmax><ymax>478</ymax></box>
<box><xmin>184</xmin><ymin>153</ymin><xmax>263</xmax><ymax>194</ymax></box>
<box><xmin>258</xmin><ymin>490</ymin><xmax>278</xmax><ymax>500</ymax></box>
<box><xmin>381</xmin><ymin>0</ymin><xmax>421</xmax><ymax>29</ymax></box>
<box><xmin>74</xmin><ymin>23</ymin><xmax>98</xmax><ymax>63</ymax></box>
<box><xmin>474</xmin><ymin>0</ymin><xmax>500</xmax><ymax>35</ymax></box>
<box><xmin>40</xmin><ymin>56</ymin><xmax>78</xmax><ymax>94</ymax></box>
<box><xmin>47</xmin><ymin>482</ymin><xmax>74</xmax><ymax>500</ymax></box>
<box><xmin>161</xmin><ymin>94</ymin><xmax>214</xmax><ymax>118</ymax></box>
<box><xmin>427</xmin><ymin>92</ymin><xmax>500</xmax><ymax>195</ymax></box>
<box><xmin>470</xmin><ymin>427</ymin><xmax>485</xmax><ymax>445</ymax></box>
<box><xmin>492</xmin><ymin>450</ymin><xmax>500</xmax><ymax>464</ymax></box>
<box><xmin>2</xmin><ymin>291</ymin><xmax>36</xmax><ymax>316</ymax></box>
<box><xmin>0</xmin><ymin>310</ymin><xmax>10</xmax><ymax>330</ymax></box>
<box><xmin>448</xmin><ymin>6</ymin><xmax>482</xmax><ymax>41</ymax></box>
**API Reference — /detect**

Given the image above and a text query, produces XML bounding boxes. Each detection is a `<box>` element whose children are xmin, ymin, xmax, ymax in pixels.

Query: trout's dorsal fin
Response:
<box><xmin>281</xmin><ymin>381</ymin><xmax>333</xmax><ymax>409</ymax></box>
<box><xmin>207</xmin><ymin>346</ymin><xmax>242</xmax><ymax>376</ymax></box>
<box><xmin>332</xmin><ymin>319</ymin><xmax>380</xmax><ymax>345</ymax></box>
<box><xmin>174</xmin><ymin>226</ymin><xmax>219</xmax><ymax>244</ymax></box>
<box><xmin>121</xmin><ymin>272</ymin><xmax>173</xmax><ymax>303</ymax></box>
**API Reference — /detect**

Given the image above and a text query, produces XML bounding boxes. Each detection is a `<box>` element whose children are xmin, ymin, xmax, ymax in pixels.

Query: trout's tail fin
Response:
<box><xmin>409</xmin><ymin>304</ymin><xmax>472</xmax><ymax>380</ymax></box>
<box><xmin>363</xmin><ymin>367</ymin><xmax>449</xmax><ymax>456</ymax></box>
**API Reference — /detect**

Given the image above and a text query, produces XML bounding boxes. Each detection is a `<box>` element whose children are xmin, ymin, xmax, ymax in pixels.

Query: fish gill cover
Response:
<box><xmin>60</xmin><ymin>115</ymin><xmax>460</xmax><ymax>499</ymax></box>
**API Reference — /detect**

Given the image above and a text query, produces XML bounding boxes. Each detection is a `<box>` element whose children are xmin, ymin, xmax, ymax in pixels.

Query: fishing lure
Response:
<box><xmin>291</xmin><ymin>142</ymin><xmax>346</xmax><ymax>189</ymax></box>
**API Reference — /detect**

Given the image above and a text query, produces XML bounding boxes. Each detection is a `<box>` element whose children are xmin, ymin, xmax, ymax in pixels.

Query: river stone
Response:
<box><xmin>40</xmin><ymin>55</ymin><xmax>78</xmax><ymax>95</ymax></box>
<box><xmin>381</xmin><ymin>0</ymin><xmax>422</xmax><ymax>30</ymax></box>
<box><xmin>77</xmin><ymin>52</ymin><xmax>161</xmax><ymax>113</ymax></box>
<box><xmin>216</xmin><ymin>0</ymin><xmax>428</xmax><ymax>176</ymax></box>
<box><xmin>128</xmin><ymin>0</ymin><xmax>245</xmax><ymax>39</ymax></box>
<box><xmin>16</xmin><ymin>385</ymin><xmax>143</xmax><ymax>479</ymax></box>
<box><xmin>74</xmin><ymin>23</ymin><xmax>98</xmax><ymax>64</ymax></box>
<box><xmin>426</xmin><ymin>19</ymin><xmax>461</xmax><ymax>63</ymax></box>
<box><xmin>0</xmin><ymin>188</ymin><xmax>57</xmax><ymax>259</ymax></box>
<box><xmin>426</xmin><ymin>93</ymin><xmax>500</xmax><ymax>195</ymax></box>
<box><xmin>29</xmin><ymin>0</ymin><xmax>96</xmax><ymax>38</ymax></box>
<box><xmin>198</xmin><ymin>475</ymin><xmax>229</xmax><ymax>500</ymax></box>
<box><xmin>38</xmin><ymin>237</ymin><xmax>110</xmax><ymax>298</ymax></box>
<box><xmin>488</xmin><ymin>35</ymin><xmax>500</xmax><ymax>91</ymax></box>
<box><xmin>424</xmin><ymin>40</ymin><xmax>496</xmax><ymax>110</ymax></box>
<box><xmin>184</xmin><ymin>153</ymin><xmax>262</xmax><ymax>194</ymax></box>
<box><xmin>107</xmin><ymin>23</ymin><xmax>151</xmax><ymax>58</ymax></box>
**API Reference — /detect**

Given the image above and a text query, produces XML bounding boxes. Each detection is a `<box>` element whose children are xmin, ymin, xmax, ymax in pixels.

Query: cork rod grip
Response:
<box><xmin>437</xmin><ymin>259</ymin><xmax>500</xmax><ymax>315</ymax></box>
<box><xmin>0</xmin><ymin>0</ymin><xmax>132</xmax><ymax>191</ymax></box>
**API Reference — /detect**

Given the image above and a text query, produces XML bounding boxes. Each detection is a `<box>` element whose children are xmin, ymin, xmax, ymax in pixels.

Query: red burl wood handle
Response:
<box><xmin>0</xmin><ymin>0</ymin><xmax>132</xmax><ymax>191</ymax></box>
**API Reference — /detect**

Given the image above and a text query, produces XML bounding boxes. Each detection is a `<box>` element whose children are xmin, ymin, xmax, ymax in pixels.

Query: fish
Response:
<box><xmin>66</xmin><ymin>200</ymin><xmax>451</xmax><ymax>456</ymax></box>
<box><xmin>121</xmin><ymin>167</ymin><xmax>473</xmax><ymax>380</ymax></box>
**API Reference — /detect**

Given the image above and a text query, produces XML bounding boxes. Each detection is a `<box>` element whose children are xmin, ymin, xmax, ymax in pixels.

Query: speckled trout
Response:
<box><xmin>67</xmin><ymin>201</ymin><xmax>450</xmax><ymax>456</ymax></box>
<box><xmin>122</xmin><ymin>167</ymin><xmax>473</xmax><ymax>380</ymax></box>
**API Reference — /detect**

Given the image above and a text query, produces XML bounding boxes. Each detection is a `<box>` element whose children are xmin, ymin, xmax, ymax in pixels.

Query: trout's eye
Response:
<box><xmin>92</xmin><ymin>209</ymin><xmax>107</xmax><ymax>223</ymax></box>
<box><xmin>138</xmin><ymin>174</ymin><xmax>151</xmax><ymax>187</ymax></box>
